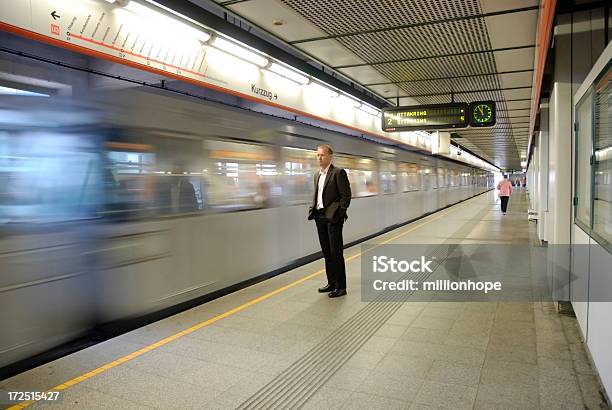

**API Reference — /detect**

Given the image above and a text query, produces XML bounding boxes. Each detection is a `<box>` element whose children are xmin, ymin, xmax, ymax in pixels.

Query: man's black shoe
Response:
<box><xmin>328</xmin><ymin>289</ymin><xmax>347</xmax><ymax>298</ymax></box>
<box><xmin>318</xmin><ymin>284</ymin><xmax>335</xmax><ymax>293</ymax></box>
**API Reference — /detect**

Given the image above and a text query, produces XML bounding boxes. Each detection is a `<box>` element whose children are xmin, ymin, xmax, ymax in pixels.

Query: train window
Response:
<box><xmin>334</xmin><ymin>156</ymin><xmax>377</xmax><ymax>197</ymax></box>
<box><xmin>204</xmin><ymin>140</ymin><xmax>279</xmax><ymax>210</ymax></box>
<box><xmin>437</xmin><ymin>168</ymin><xmax>448</xmax><ymax>188</ymax></box>
<box><xmin>379</xmin><ymin>160</ymin><xmax>397</xmax><ymax>195</ymax></box>
<box><xmin>461</xmin><ymin>171</ymin><xmax>471</xmax><ymax>187</ymax></box>
<box><xmin>450</xmin><ymin>169</ymin><xmax>461</xmax><ymax>187</ymax></box>
<box><xmin>432</xmin><ymin>168</ymin><xmax>444</xmax><ymax>189</ymax></box>
<box><xmin>422</xmin><ymin>167</ymin><xmax>435</xmax><ymax>190</ymax></box>
<box><xmin>592</xmin><ymin>69</ymin><xmax>611</xmax><ymax>249</ymax></box>
<box><xmin>283</xmin><ymin>147</ymin><xmax>317</xmax><ymax>205</ymax></box>
<box><xmin>0</xmin><ymin>131</ymin><xmax>103</xmax><ymax>223</ymax></box>
<box><xmin>105</xmin><ymin>147</ymin><xmax>155</xmax><ymax>215</ymax></box>
<box><xmin>478</xmin><ymin>171</ymin><xmax>486</xmax><ymax>187</ymax></box>
<box><xmin>398</xmin><ymin>162</ymin><xmax>421</xmax><ymax>192</ymax></box>
<box><xmin>104</xmin><ymin>135</ymin><xmax>206</xmax><ymax>217</ymax></box>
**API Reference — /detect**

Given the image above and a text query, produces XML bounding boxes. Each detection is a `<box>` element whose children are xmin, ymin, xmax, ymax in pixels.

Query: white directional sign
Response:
<box><xmin>1</xmin><ymin>0</ymin><xmax>385</xmax><ymax>133</ymax></box>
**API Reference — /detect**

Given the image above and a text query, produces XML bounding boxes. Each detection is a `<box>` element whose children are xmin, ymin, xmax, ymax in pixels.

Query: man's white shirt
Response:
<box><xmin>316</xmin><ymin>164</ymin><xmax>331</xmax><ymax>210</ymax></box>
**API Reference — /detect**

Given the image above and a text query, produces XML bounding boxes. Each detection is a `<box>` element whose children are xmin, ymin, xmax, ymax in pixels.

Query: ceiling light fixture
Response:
<box><xmin>210</xmin><ymin>36</ymin><xmax>268</xmax><ymax>67</ymax></box>
<box><xmin>267</xmin><ymin>62</ymin><xmax>309</xmax><ymax>85</ymax></box>
<box><xmin>308</xmin><ymin>82</ymin><xmax>339</xmax><ymax>98</ymax></box>
<box><xmin>337</xmin><ymin>94</ymin><xmax>361</xmax><ymax>108</ymax></box>
<box><xmin>359</xmin><ymin>104</ymin><xmax>379</xmax><ymax>116</ymax></box>
<box><xmin>123</xmin><ymin>1</ymin><xmax>210</xmax><ymax>42</ymax></box>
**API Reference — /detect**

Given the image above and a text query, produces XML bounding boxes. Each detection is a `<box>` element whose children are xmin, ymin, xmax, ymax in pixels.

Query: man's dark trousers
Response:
<box><xmin>500</xmin><ymin>196</ymin><xmax>509</xmax><ymax>213</ymax></box>
<box><xmin>314</xmin><ymin>210</ymin><xmax>346</xmax><ymax>290</ymax></box>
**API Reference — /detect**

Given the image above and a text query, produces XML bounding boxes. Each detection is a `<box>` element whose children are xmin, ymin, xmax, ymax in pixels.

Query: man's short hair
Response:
<box><xmin>317</xmin><ymin>144</ymin><xmax>333</xmax><ymax>155</ymax></box>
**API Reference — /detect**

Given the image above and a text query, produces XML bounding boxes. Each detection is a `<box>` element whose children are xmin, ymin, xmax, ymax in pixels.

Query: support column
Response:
<box><xmin>548</xmin><ymin>14</ymin><xmax>573</xmax><ymax>301</ymax></box>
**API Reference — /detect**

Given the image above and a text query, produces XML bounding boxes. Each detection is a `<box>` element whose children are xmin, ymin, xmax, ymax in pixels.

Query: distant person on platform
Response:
<box><xmin>497</xmin><ymin>174</ymin><xmax>513</xmax><ymax>215</ymax></box>
<box><xmin>308</xmin><ymin>144</ymin><xmax>351</xmax><ymax>298</ymax></box>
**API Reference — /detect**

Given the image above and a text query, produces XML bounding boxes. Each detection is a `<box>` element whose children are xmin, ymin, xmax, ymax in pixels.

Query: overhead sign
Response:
<box><xmin>382</xmin><ymin>103</ymin><xmax>468</xmax><ymax>132</ymax></box>
<box><xmin>382</xmin><ymin>101</ymin><xmax>497</xmax><ymax>131</ymax></box>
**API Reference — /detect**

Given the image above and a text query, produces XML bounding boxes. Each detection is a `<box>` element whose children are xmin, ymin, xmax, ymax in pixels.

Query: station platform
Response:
<box><xmin>2</xmin><ymin>191</ymin><xmax>607</xmax><ymax>410</ymax></box>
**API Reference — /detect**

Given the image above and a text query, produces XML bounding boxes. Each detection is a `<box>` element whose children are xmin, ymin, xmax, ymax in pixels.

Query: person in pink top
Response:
<box><xmin>497</xmin><ymin>175</ymin><xmax>513</xmax><ymax>214</ymax></box>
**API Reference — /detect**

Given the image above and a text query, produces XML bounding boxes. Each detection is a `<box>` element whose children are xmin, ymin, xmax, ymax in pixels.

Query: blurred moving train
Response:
<box><xmin>0</xmin><ymin>88</ymin><xmax>494</xmax><ymax>370</ymax></box>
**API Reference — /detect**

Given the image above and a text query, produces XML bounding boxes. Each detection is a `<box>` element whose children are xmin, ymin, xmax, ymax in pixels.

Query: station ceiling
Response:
<box><xmin>208</xmin><ymin>0</ymin><xmax>539</xmax><ymax>170</ymax></box>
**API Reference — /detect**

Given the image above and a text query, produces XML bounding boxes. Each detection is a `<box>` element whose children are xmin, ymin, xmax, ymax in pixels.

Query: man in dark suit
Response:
<box><xmin>308</xmin><ymin>144</ymin><xmax>351</xmax><ymax>298</ymax></box>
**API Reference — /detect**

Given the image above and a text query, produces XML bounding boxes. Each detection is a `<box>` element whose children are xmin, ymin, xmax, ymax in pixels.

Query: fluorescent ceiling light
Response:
<box><xmin>337</xmin><ymin>95</ymin><xmax>361</xmax><ymax>108</ymax></box>
<box><xmin>267</xmin><ymin>63</ymin><xmax>309</xmax><ymax>85</ymax></box>
<box><xmin>308</xmin><ymin>82</ymin><xmax>339</xmax><ymax>98</ymax></box>
<box><xmin>360</xmin><ymin>104</ymin><xmax>379</xmax><ymax>116</ymax></box>
<box><xmin>211</xmin><ymin>37</ymin><xmax>268</xmax><ymax>67</ymax></box>
<box><xmin>124</xmin><ymin>1</ymin><xmax>210</xmax><ymax>42</ymax></box>
<box><xmin>0</xmin><ymin>86</ymin><xmax>49</xmax><ymax>97</ymax></box>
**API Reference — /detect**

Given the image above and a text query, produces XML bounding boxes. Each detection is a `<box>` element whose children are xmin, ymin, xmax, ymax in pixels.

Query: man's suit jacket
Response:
<box><xmin>308</xmin><ymin>164</ymin><xmax>351</xmax><ymax>223</ymax></box>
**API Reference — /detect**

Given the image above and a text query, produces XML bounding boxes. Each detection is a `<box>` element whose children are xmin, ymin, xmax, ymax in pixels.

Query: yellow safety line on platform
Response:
<box><xmin>7</xmin><ymin>194</ymin><xmax>486</xmax><ymax>409</ymax></box>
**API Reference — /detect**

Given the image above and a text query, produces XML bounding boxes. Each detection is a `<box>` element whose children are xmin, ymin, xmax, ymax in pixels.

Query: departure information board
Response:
<box><xmin>382</xmin><ymin>103</ymin><xmax>468</xmax><ymax>132</ymax></box>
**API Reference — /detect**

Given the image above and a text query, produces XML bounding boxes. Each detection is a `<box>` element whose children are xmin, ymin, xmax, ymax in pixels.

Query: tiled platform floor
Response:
<box><xmin>2</xmin><ymin>191</ymin><xmax>609</xmax><ymax>409</ymax></box>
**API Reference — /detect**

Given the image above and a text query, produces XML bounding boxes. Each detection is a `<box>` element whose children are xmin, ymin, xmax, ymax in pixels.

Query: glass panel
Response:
<box><xmin>575</xmin><ymin>88</ymin><xmax>593</xmax><ymax>229</ymax></box>
<box><xmin>282</xmin><ymin>147</ymin><xmax>317</xmax><ymax>205</ymax></box>
<box><xmin>593</xmin><ymin>68</ymin><xmax>611</xmax><ymax>248</ymax></box>
<box><xmin>379</xmin><ymin>160</ymin><xmax>397</xmax><ymax>195</ymax></box>
<box><xmin>398</xmin><ymin>162</ymin><xmax>421</xmax><ymax>192</ymax></box>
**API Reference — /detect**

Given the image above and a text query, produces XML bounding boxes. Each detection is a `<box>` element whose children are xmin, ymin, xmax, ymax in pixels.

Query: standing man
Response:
<box><xmin>308</xmin><ymin>144</ymin><xmax>351</xmax><ymax>298</ymax></box>
<box><xmin>497</xmin><ymin>174</ymin><xmax>513</xmax><ymax>215</ymax></box>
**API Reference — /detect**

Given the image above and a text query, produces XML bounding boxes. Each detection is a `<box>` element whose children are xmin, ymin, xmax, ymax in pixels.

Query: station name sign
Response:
<box><xmin>382</xmin><ymin>101</ymin><xmax>496</xmax><ymax>132</ymax></box>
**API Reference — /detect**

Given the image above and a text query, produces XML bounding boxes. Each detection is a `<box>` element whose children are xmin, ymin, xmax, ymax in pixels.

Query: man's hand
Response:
<box><xmin>331</xmin><ymin>208</ymin><xmax>347</xmax><ymax>224</ymax></box>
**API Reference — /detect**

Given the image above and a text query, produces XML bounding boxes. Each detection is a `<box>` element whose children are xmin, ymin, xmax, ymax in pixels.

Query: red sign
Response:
<box><xmin>50</xmin><ymin>24</ymin><xmax>59</xmax><ymax>36</ymax></box>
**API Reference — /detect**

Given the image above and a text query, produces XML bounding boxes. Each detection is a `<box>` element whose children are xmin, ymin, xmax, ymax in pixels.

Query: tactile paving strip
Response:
<box><xmin>237</xmin><ymin>248</ymin><xmax>448</xmax><ymax>409</ymax></box>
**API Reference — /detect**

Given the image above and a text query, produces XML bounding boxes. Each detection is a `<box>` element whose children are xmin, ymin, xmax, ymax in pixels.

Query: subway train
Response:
<box><xmin>0</xmin><ymin>88</ymin><xmax>494</xmax><ymax>370</ymax></box>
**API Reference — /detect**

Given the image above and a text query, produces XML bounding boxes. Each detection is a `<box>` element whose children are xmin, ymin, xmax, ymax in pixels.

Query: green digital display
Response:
<box><xmin>469</xmin><ymin>101</ymin><xmax>496</xmax><ymax>127</ymax></box>
<box><xmin>381</xmin><ymin>101</ymin><xmax>497</xmax><ymax>131</ymax></box>
<box><xmin>382</xmin><ymin>103</ymin><xmax>468</xmax><ymax>132</ymax></box>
